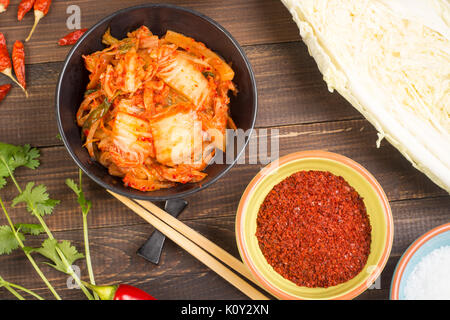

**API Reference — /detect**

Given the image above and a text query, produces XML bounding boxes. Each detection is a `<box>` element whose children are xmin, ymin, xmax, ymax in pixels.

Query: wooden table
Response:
<box><xmin>0</xmin><ymin>0</ymin><xmax>448</xmax><ymax>300</ymax></box>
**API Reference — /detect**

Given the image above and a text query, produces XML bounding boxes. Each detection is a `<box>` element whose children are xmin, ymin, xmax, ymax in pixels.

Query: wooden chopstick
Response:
<box><xmin>135</xmin><ymin>199</ymin><xmax>263</xmax><ymax>288</ymax></box>
<box><xmin>109</xmin><ymin>191</ymin><xmax>269</xmax><ymax>300</ymax></box>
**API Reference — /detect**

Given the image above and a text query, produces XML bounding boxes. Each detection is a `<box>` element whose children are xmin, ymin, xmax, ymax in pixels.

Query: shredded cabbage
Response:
<box><xmin>282</xmin><ymin>0</ymin><xmax>450</xmax><ymax>193</ymax></box>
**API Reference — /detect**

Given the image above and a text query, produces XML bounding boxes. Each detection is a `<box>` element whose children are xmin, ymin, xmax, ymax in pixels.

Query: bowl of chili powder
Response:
<box><xmin>236</xmin><ymin>151</ymin><xmax>393</xmax><ymax>299</ymax></box>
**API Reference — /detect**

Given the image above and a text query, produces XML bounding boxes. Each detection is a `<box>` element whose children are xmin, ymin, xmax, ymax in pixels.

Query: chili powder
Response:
<box><xmin>256</xmin><ymin>170</ymin><xmax>372</xmax><ymax>288</ymax></box>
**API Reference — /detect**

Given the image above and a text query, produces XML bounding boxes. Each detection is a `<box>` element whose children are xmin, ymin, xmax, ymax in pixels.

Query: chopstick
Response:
<box><xmin>109</xmin><ymin>191</ymin><xmax>269</xmax><ymax>300</ymax></box>
<box><xmin>134</xmin><ymin>199</ymin><xmax>263</xmax><ymax>287</ymax></box>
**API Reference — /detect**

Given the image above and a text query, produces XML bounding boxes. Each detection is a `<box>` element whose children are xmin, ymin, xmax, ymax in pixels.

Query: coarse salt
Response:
<box><xmin>404</xmin><ymin>245</ymin><xmax>450</xmax><ymax>300</ymax></box>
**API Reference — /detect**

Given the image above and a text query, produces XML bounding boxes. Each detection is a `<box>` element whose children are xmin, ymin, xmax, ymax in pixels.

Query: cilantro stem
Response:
<box><xmin>78</xmin><ymin>170</ymin><xmax>99</xmax><ymax>300</ymax></box>
<box><xmin>5</xmin><ymin>286</ymin><xmax>25</xmax><ymax>300</ymax></box>
<box><xmin>0</xmin><ymin>276</ymin><xmax>44</xmax><ymax>300</ymax></box>
<box><xmin>2</xmin><ymin>165</ymin><xmax>93</xmax><ymax>301</ymax></box>
<box><xmin>57</xmin><ymin>246</ymin><xmax>94</xmax><ymax>300</ymax></box>
<box><xmin>0</xmin><ymin>197</ymin><xmax>61</xmax><ymax>300</ymax></box>
<box><xmin>0</xmin><ymin>157</ymin><xmax>22</xmax><ymax>193</ymax></box>
<box><xmin>33</xmin><ymin>213</ymin><xmax>95</xmax><ymax>300</ymax></box>
<box><xmin>1</xmin><ymin>149</ymin><xmax>94</xmax><ymax>300</ymax></box>
<box><xmin>83</xmin><ymin>213</ymin><xmax>95</xmax><ymax>284</ymax></box>
<box><xmin>0</xmin><ymin>275</ymin><xmax>26</xmax><ymax>300</ymax></box>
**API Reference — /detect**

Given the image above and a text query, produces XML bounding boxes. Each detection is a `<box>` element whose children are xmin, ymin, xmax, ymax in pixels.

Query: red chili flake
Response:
<box><xmin>255</xmin><ymin>170</ymin><xmax>372</xmax><ymax>288</ymax></box>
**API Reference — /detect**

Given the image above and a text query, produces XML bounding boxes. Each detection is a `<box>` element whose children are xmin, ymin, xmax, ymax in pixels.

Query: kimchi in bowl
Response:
<box><xmin>56</xmin><ymin>4</ymin><xmax>257</xmax><ymax>201</ymax></box>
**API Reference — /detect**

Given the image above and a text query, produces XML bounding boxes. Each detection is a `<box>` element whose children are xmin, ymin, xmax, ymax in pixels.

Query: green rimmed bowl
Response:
<box><xmin>236</xmin><ymin>150</ymin><xmax>393</xmax><ymax>300</ymax></box>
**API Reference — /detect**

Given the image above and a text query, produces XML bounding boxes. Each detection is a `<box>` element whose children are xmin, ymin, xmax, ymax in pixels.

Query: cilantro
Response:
<box><xmin>0</xmin><ymin>143</ymin><xmax>40</xmax><ymax>189</ymax></box>
<box><xmin>26</xmin><ymin>239</ymin><xmax>84</xmax><ymax>274</ymax></box>
<box><xmin>14</xmin><ymin>223</ymin><xmax>45</xmax><ymax>236</ymax></box>
<box><xmin>84</xmin><ymin>89</ymin><xmax>98</xmax><ymax>97</ymax></box>
<box><xmin>0</xmin><ymin>143</ymin><xmax>94</xmax><ymax>300</ymax></box>
<box><xmin>202</xmin><ymin>71</ymin><xmax>215</xmax><ymax>78</ymax></box>
<box><xmin>118</xmin><ymin>42</ymin><xmax>134</xmax><ymax>54</ymax></box>
<box><xmin>66</xmin><ymin>170</ymin><xmax>98</xmax><ymax>299</ymax></box>
<box><xmin>0</xmin><ymin>226</ymin><xmax>25</xmax><ymax>255</ymax></box>
<box><xmin>12</xmin><ymin>182</ymin><xmax>60</xmax><ymax>217</ymax></box>
<box><xmin>66</xmin><ymin>178</ymin><xmax>92</xmax><ymax>216</ymax></box>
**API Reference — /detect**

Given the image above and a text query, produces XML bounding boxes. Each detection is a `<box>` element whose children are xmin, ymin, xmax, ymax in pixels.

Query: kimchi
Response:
<box><xmin>77</xmin><ymin>26</ymin><xmax>237</xmax><ymax>191</ymax></box>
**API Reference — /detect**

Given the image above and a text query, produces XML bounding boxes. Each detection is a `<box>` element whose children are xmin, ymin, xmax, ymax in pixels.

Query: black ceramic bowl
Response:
<box><xmin>56</xmin><ymin>4</ymin><xmax>257</xmax><ymax>201</ymax></box>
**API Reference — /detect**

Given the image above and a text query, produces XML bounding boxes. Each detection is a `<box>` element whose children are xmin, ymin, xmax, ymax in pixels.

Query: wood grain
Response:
<box><xmin>0</xmin><ymin>0</ymin><xmax>448</xmax><ymax>301</ymax></box>
<box><xmin>0</xmin><ymin>195</ymin><xmax>447</xmax><ymax>300</ymax></box>
<box><xmin>0</xmin><ymin>119</ymin><xmax>446</xmax><ymax>233</ymax></box>
<box><xmin>0</xmin><ymin>41</ymin><xmax>361</xmax><ymax>147</ymax></box>
<box><xmin>0</xmin><ymin>0</ymin><xmax>299</xmax><ymax>65</ymax></box>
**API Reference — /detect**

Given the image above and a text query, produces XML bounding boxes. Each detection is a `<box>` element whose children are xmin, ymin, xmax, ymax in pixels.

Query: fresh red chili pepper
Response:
<box><xmin>113</xmin><ymin>284</ymin><xmax>156</xmax><ymax>300</ymax></box>
<box><xmin>0</xmin><ymin>33</ymin><xmax>27</xmax><ymax>97</ymax></box>
<box><xmin>84</xmin><ymin>282</ymin><xmax>156</xmax><ymax>300</ymax></box>
<box><xmin>256</xmin><ymin>170</ymin><xmax>372</xmax><ymax>288</ymax></box>
<box><xmin>25</xmin><ymin>0</ymin><xmax>51</xmax><ymax>42</ymax></box>
<box><xmin>58</xmin><ymin>29</ymin><xmax>88</xmax><ymax>46</ymax></box>
<box><xmin>0</xmin><ymin>0</ymin><xmax>9</xmax><ymax>13</ymax></box>
<box><xmin>0</xmin><ymin>84</ymin><xmax>11</xmax><ymax>103</ymax></box>
<box><xmin>12</xmin><ymin>41</ymin><xmax>26</xmax><ymax>89</ymax></box>
<box><xmin>17</xmin><ymin>0</ymin><xmax>36</xmax><ymax>21</ymax></box>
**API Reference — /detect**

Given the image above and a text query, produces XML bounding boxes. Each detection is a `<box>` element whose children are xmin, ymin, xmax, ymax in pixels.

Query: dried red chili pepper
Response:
<box><xmin>58</xmin><ymin>29</ymin><xmax>88</xmax><ymax>46</ymax></box>
<box><xmin>17</xmin><ymin>0</ymin><xmax>36</xmax><ymax>21</ymax></box>
<box><xmin>0</xmin><ymin>33</ymin><xmax>27</xmax><ymax>97</ymax></box>
<box><xmin>0</xmin><ymin>84</ymin><xmax>11</xmax><ymax>103</ymax></box>
<box><xmin>12</xmin><ymin>41</ymin><xmax>26</xmax><ymax>90</ymax></box>
<box><xmin>84</xmin><ymin>282</ymin><xmax>156</xmax><ymax>300</ymax></box>
<box><xmin>0</xmin><ymin>0</ymin><xmax>10</xmax><ymax>13</ymax></box>
<box><xmin>256</xmin><ymin>170</ymin><xmax>372</xmax><ymax>288</ymax></box>
<box><xmin>0</xmin><ymin>33</ymin><xmax>11</xmax><ymax>71</ymax></box>
<box><xmin>25</xmin><ymin>0</ymin><xmax>51</xmax><ymax>42</ymax></box>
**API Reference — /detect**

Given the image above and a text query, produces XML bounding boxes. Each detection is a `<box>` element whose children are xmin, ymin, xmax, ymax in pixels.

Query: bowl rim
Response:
<box><xmin>55</xmin><ymin>3</ymin><xmax>257</xmax><ymax>201</ymax></box>
<box><xmin>390</xmin><ymin>222</ymin><xmax>450</xmax><ymax>300</ymax></box>
<box><xmin>235</xmin><ymin>150</ymin><xmax>394</xmax><ymax>300</ymax></box>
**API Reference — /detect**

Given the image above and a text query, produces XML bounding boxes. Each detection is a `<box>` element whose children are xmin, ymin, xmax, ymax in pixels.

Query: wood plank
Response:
<box><xmin>246</xmin><ymin>42</ymin><xmax>361</xmax><ymax>127</ymax></box>
<box><xmin>355</xmin><ymin>258</ymin><xmax>400</xmax><ymax>300</ymax></box>
<box><xmin>0</xmin><ymin>0</ymin><xmax>300</xmax><ymax>65</ymax></box>
<box><xmin>0</xmin><ymin>62</ymin><xmax>62</xmax><ymax>147</ymax></box>
<box><xmin>1</xmin><ymin>119</ymin><xmax>447</xmax><ymax>233</ymax></box>
<box><xmin>0</xmin><ymin>223</ymin><xmax>251</xmax><ymax>300</ymax></box>
<box><xmin>0</xmin><ymin>41</ymin><xmax>365</xmax><ymax>147</ymax></box>
<box><xmin>0</xmin><ymin>0</ymin><xmax>446</xmax><ymax>303</ymax></box>
<box><xmin>1</xmin><ymin>195</ymin><xmax>447</xmax><ymax>300</ymax></box>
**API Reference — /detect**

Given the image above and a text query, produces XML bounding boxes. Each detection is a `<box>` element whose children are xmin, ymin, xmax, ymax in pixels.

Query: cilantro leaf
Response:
<box><xmin>57</xmin><ymin>240</ymin><xmax>85</xmax><ymax>266</ymax></box>
<box><xmin>14</xmin><ymin>223</ymin><xmax>45</xmax><ymax>236</ymax></box>
<box><xmin>0</xmin><ymin>226</ymin><xmax>25</xmax><ymax>255</ymax></box>
<box><xmin>202</xmin><ymin>71</ymin><xmax>215</xmax><ymax>78</ymax></box>
<box><xmin>65</xmin><ymin>179</ymin><xmax>80</xmax><ymax>195</ymax></box>
<box><xmin>27</xmin><ymin>239</ymin><xmax>84</xmax><ymax>274</ymax></box>
<box><xmin>21</xmin><ymin>145</ymin><xmax>40</xmax><ymax>170</ymax></box>
<box><xmin>66</xmin><ymin>178</ymin><xmax>91</xmax><ymax>216</ymax></box>
<box><xmin>0</xmin><ymin>143</ymin><xmax>40</xmax><ymax>189</ymax></box>
<box><xmin>12</xmin><ymin>182</ymin><xmax>60</xmax><ymax>217</ymax></box>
